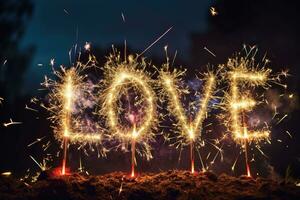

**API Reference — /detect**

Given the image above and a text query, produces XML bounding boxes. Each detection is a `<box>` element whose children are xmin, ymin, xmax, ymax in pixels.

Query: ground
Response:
<box><xmin>0</xmin><ymin>170</ymin><xmax>299</xmax><ymax>200</ymax></box>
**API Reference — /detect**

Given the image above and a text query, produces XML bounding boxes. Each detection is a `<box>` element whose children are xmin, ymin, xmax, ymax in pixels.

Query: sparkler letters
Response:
<box><xmin>45</xmin><ymin>49</ymin><xmax>285</xmax><ymax>176</ymax></box>
<box><xmin>160</xmin><ymin>70</ymin><xmax>216</xmax><ymax>173</ymax></box>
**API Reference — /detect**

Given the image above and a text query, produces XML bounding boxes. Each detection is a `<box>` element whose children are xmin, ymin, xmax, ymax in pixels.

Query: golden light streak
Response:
<box><xmin>30</xmin><ymin>155</ymin><xmax>46</xmax><ymax>171</ymax></box>
<box><xmin>204</xmin><ymin>46</ymin><xmax>216</xmax><ymax>57</ymax></box>
<box><xmin>1</xmin><ymin>171</ymin><xmax>12</xmax><ymax>176</ymax></box>
<box><xmin>27</xmin><ymin>136</ymin><xmax>46</xmax><ymax>147</ymax></box>
<box><xmin>3</xmin><ymin>118</ymin><xmax>22</xmax><ymax>127</ymax></box>
<box><xmin>25</xmin><ymin>104</ymin><xmax>39</xmax><ymax>112</ymax></box>
<box><xmin>276</xmin><ymin>114</ymin><xmax>288</xmax><ymax>125</ymax></box>
<box><xmin>210</xmin><ymin>7</ymin><xmax>218</xmax><ymax>16</ymax></box>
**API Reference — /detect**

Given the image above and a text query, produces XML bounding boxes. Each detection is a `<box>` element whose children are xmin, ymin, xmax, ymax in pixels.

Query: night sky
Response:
<box><xmin>21</xmin><ymin>0</ymin><xmax>212</xmax><ymax>93</ymax></box>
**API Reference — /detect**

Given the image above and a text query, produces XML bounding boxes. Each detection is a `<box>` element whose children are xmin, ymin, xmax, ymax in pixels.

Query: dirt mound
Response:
<box><xmin>0</xmin><ymin>171</ymin><xmax>299</xmax><ymax>200</ymax></box>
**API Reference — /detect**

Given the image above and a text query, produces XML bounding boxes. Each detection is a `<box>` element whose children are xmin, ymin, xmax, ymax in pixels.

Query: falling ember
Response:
<box><xmin>204</xmin><ymin>46</ymin><xmax>216</xmax><ymax>57</ymax></box>
<box><xmin>1</xmin><ymin>171</ymin><xmax>12</xmax><ymax>176</ymax></box>
<box><xmin>27</xmin><ymin>136</ymin><xmax>46</xmax><ymax>147</ymax></box>
<box><xmin>160</xmin><ymin>64</ymin><xmax>216</xmax><ymax>173</ymax></box>
<box><xmin>210</xmin><ymin>7</ymin><xmax>218</xmax><ymax>16</ymax></box>
<box><xmin>50</xmin><ymin>58</ymin><xmax>55</xmax><ymax>67</ymax></box>
<box><xmin>84</xmin><ymin>42</ymin><xmax>91</xmax><ymax>51</ymax></box>
<box><xmin>102</xmin><ymin>51</ymin><xmax>157</xmax><ymax>176</ymax></box>
<box><xmin>25</xmin><ymin>104</ymin><xmax>39</xmax><ymax>112</ymax></box>
<box><xmin>3</xmin><ymin>118</ymin><xmax>23</xmax><ymax>127</ymax></box>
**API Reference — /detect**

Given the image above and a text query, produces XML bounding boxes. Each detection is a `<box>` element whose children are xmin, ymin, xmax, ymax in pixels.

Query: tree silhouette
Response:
<box><xmin>0</xmin><ymin>0</ymin><xmax>34</xmax><ymax>102</ymax></box>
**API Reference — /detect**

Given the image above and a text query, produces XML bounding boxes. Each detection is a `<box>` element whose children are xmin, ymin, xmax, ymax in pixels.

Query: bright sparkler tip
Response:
<box><xmin>131</xmin><ymin>171</ymin><xmax>135</xmax><ymax>177</ymax></box>
<box><xmin>132</xmin><ymin>129</ymin><xmax>139</xmax><ymax>139</ymax></box>
<box><xmin>188</xmin><ymin>129</ymin><xmax>195</xmax><ymax>140</ymax></box>
<box><xmin>51</xmin><ymin>167</ymin><xmax>71</xmax><ymax>177</ymax></box>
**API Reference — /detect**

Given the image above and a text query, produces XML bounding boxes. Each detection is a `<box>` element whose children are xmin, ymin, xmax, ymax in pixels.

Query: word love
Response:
<box><xmin>49</xmin><ymin>55</ymin><xmax>271</xmax><ymax>148</ymax></box>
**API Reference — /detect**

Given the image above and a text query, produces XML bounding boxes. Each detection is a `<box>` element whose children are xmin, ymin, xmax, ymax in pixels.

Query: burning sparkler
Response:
<box><xmin>222</xmin><ymin>46</ymin><xmax>286</xmax><ymax>177</ymax></box>
<box><xmin>102</xmin><ymin>51</ymin><xmax>157</xmax><ymax>177</ymax></box>
<box><xmin>159</xmin><ymin>62</ymin><xmax>217</xmax><ymax>173</ymax></box>
<box><xmin>43</xmin><ymin>53</ymin><xmax>106</xmax><ymax>175</ymax></box>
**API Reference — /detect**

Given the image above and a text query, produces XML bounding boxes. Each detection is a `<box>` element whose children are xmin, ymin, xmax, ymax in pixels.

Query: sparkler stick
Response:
<box><xmin>160</xmin><ymin>70</ymin><xmax>216</xmax><ymax>173</ymax></box>
<box><xmin>103</xmin><ymin>54</ymin><xmax>157</xmax><ymax>177</ymax></box>
<box><xmin>131</xmin><ymin>129</ymin><xmax>136</xmax><ymax>177</ymax></box>
<box><xmin>226</xmin><ymin>54</ymin><xmax>270</xmax><ymax>177</ymax></box>
<box><xmin>190</xmin><ymin>139</ymin><xmax>195</xmax><ymax>173</ymax></box>
<box><xmin>242</xmin><ymin>112</ymin><xmax>251</xmax><ymax>177</ymax></box>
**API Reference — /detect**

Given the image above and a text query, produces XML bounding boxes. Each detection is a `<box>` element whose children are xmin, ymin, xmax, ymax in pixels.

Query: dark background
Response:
<box><xmin>0</xmin><ymin>0</ymin><xmax>299</xmax><ymax>179</ymax></box>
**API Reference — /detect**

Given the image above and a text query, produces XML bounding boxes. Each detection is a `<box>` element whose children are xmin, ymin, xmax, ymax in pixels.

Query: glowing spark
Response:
<box><xmin>50</xmin><ymin>58</ymin><xmax>55</xmax><ymax>67</ymax></box>
<box><xmin>84</xmin><ymin>42</ymin><xmax>91</xmax><ymax>51</ymax></box>
<box><xmin>138</xmin><ymin>27</ymin><xmax>173</xmax><ymax>58</ymax></box>
<box><xmin>121</xmin><ymin>12</ymin><xmax>126</xmax><ymax>22</ymax></box>
<box><xmin>204</xmin><ymin>46</ymin><xmax>216</xmax><ymax>57</ymax></box>
<box><xmin>231</xmin><ymin>155</ymin><xmax>240</xmax><ymax>172</ymax></box>
<box><xmin>119</xmin><ymin>176</ymin><xmax>125</xmax><ymax>195</ymax></box>
<box><xmin>63</xmin><ymin>9</ymin><xmax>69</xmax><ymax>15</ymax></box>
<box><xmin>78</xmin><ymin>154</ymin><xmax>83</xmax><ymax>172</ymax></box>
<box><xmin>281</xmin><ymin>69</ymin><xmax>289</xmax><ymax>77</ymax></box>
<box><xmin>27</xmin><ymin>136</ymin><xmax>46</xmax><ymax>147</ymax></box>
<box><xmin>25</xmin><ymin>104</ymin><xmax>38</xmax><ymax>113</ymax></box>
<box><xmin>3</xmin><ymin>118</ymin><xmax>23</xmax><ymax>127</ymax></box>
<box><xmin>29</xmin><ymin>155</ymin><xmax>46</xmax><ymax>171</ymax></box>
<box><xmin>1</xmin><ymin>172</ymin><xmax>12</xmax><ymax>176</ymax></box>
<box><xmin>286</xmin><ymin>130</ymin><xmax>292</xmax><ymax>139</ymax></box>
<box><xmin>3</xmin><ymin>59</ymin><xmax>7</xmax><ymax>66</ymax></box>
<box><xmin>30</xmin><ymin>97</ymin><xmax>39</xmax><ymax>104</ymax></box>
<box><xmin>210</xmin><ymin>7</ymin><xmax>218</xmax><ymax>16</ymax></box>
<box><xmin>276</xmin><ymin>114</ymin><xmax>288</xmax><ymax>125</ymax></box>
<box><xmin>0</xmin><ymin>97</ymin><xmax>3</xmax><ymax>105</ymax></box>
